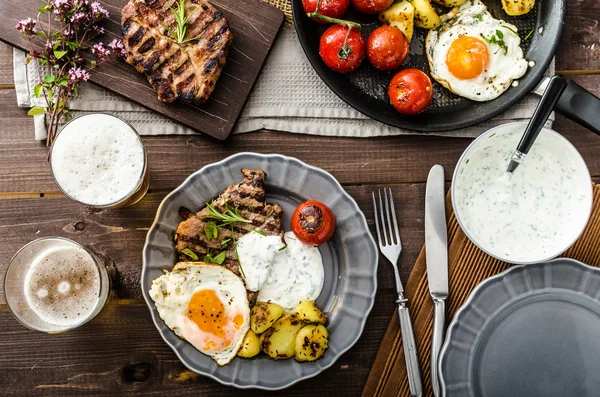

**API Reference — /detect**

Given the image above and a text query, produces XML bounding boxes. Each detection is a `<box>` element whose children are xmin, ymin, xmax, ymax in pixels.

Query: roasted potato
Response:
<box><xmin>379</xmin><ymin>0</ymin><xmax>415</xmax><ymax>42</ymax></box>
<box><xmin>295</xmin><ymin>324</ymin><xmax>329</xmax><ymax>362</ymax></box>
<box><xmin>430</xmin><ymin>0</ymin><xmax>467</xmax><ymax>7</ymax></box>
<box><xmin>260</xmin><ymin>314</ymin><xmax>305</xmax><ymax>359</ymax></box>
<box><xmin>237</xmin><ymin>330</ymin><xmax>260</xmax><ymax>358</ymax></box>
<box><xmin>410</xmin><ymin>0</ymin><xmax>441</xmax><ymax>29</ymax></box>
<box><xmin>295</xmin><ymin>300</ymin><xmax>327</xmax><ymax>325</ymax></box>
<box><xmin>501</xmin><ymin>0</ymin><xmax>534</xmax><ymax>16</ymax></box>
<box><xmin>251</xmin><ymin>301</ymin><xmax>284</xmax><ymax>334</ymax></box>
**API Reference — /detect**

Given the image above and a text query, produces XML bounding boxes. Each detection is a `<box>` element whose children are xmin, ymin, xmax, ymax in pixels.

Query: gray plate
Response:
<box><xmin>141</xmin><ymin>152</ymin><xmax>378</xmax><ymax>390</ymax></box>
<box><xmin>440</xmin><ymin>258</ymin><xmax>600</xmax><ymax>397</ymax></box>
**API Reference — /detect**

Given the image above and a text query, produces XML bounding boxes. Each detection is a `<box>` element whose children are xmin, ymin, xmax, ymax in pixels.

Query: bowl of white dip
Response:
<box><xmin>452</xmin><ymin>122</ymin><xmax>593</xmax><ymax>264</ymax></box>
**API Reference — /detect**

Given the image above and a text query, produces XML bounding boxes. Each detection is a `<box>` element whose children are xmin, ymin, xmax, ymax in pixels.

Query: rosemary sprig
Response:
<box><xmin>202</xmin><ymin>201</ymin><xmax>252</xmax><ymax>227</ymax></box>
<box><xmin>161</xmin><ymin>0</ymin><xmax>203</xmax><ymax>44</ymax></box>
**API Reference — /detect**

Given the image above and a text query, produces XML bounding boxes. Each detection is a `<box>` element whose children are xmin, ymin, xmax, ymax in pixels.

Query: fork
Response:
<box><xmin>372</xmin><ymin>188</ymin><xmax>423</xmax><ymax>397</ymax></box>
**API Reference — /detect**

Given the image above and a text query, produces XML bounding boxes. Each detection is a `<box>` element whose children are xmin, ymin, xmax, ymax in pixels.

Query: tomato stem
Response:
<box><xmin>338</xmin><ymin>26</ymin><xmax>353</xmax><ymax>60</ymax></box>
<box><xmin>306</xmin><ymin>12</ymin><xmax>361</xmax><ymax>28</ymax></box>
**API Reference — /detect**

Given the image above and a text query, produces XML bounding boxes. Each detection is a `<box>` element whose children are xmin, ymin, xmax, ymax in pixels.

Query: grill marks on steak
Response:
<box><xmin>121</xmin><ymin>0</ymin><xmax>232</xmax><ymax>105</ymax></box>
<box><xmin>174</xmin><ymin>169</ymin><xmax>284</xmax><ymax>299</ymax></box>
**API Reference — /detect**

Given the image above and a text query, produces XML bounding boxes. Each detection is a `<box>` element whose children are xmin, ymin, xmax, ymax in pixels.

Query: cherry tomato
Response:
<box><xmin>388</xmin><ymin>68</ymin><xmax>433</xmax><ymax>115</ymax></box>
<box><xmin>351</xmin><ymin>0</ymin><xmax>393</xmax><ymax>14</ymax></box>
<box><xmin>291</xmin><ymin>200</ymin><xmax>336</xmax><ymax>246</ymax></box>
<box><xmin>367</xmin><ymin>26</ymin><xmax>409</xmax><ymax>71</ymax></box>
<box><xmin>302</xmin><ymin>0</ymin><xmax>350</xmax><ymax>23</ymax></box>
<box><xmin>319</xmin><ymin>24</ymin><xmax>365</xmax><ymax>73</ymax></box>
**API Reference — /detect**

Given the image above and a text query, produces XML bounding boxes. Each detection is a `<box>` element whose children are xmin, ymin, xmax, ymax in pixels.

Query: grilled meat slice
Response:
<box><xmin>174</xmin><ymin>169</ymin><xmax>284</xmax><ymax>301</ymax></box>
<box><xmin>121</xmin><ymin>0</ymin><xmax>232</xmax><ymax>105</ymax></box>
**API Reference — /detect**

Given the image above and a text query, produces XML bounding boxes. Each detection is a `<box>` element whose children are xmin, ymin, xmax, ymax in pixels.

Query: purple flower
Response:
<box><xmin>68</xmin><ymin>67</ymin><xmax>90</xmax><ymax>82</ymax></box>
<box><xmin>70</xmin><ymin>12</ymin><xmax>90</xmax><ymax>25</ymax></box>
<box><xmin>90</xmin><ymin>1</ymin><xmax>109</xmax><ymax>19</ymax></box>
<box><xmin>92</xmin><ymin>42</ymin><xmax>111</xmax><ymax>61</ymax></box>
<box><xmin>108</xmin><ymin>39</ymin><xmax>126</xmax><ymax>58</ymax></box>
<box><xmin>15</xmin><ymin>18</ymin><xmax>37</xmax><ymax>36</ymax></box>
<box><xmin>90</xmin><ymin>25</ymin><xmax>105</xmax><ymax>37</ymax></box>
<box><xmin>50</xmin><ymin>0</ymin><xmax>70</xmax><ymax>17</ymax></box>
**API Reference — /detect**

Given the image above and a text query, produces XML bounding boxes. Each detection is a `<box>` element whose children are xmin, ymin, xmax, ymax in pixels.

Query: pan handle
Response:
<box><xmin>552</xmin><ymin>78</ymin><xmax>600</xmax><ymax>136</ymax></box>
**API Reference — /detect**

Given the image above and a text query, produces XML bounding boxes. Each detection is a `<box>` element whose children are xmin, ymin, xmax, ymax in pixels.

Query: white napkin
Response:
<box><xmin>13</xmin><ymin>27</ymin><xmax>553</xmax><ymax>140</ymax></box>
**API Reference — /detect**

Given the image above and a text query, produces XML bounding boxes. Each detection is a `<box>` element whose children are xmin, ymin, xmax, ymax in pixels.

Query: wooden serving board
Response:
<box><xmin>0</xmin><ymin>0</ymin><xmax>284</xmax><ymax>140</ymax></box>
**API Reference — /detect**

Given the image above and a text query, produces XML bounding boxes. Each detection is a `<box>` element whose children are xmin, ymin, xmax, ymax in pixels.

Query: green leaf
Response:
<box><xmin>53</xmin><ymin>50</ymin><xmax>68</xmax><ymax>59</ymax></box>
<box><xmin>220</xmin><ymin>238</ymin><xmax>231</xmax><ymax>248</ymax></box>
<box><xmin>57</xmin><ymin>76</ymin><xmax>69</xmax><ymax>86</ymax></box>
<box><xmin>278</xmin><ymin>244</ymin><xmax>287</xmax><ymax>251</ymax></box>
<box><xmin>43</xmin><ymin>75</ymin><xmax>56</xmax><ymax>83</ymax></box>
<box><xmin>524</xmin><ymin>28</ymin><xmax>534</xmax><ymax>40</ymax></box>
<box><xmin>211</xmin><ymin>250</ymin><xmax>227</xmax><ymax>265</ymax></box>
<box><xmin>205</xmin><ymin>221</ymin><xmax>218</xmax><ymax>240</ymax></box>
<box><xmin>27</xmin><ymin>106</ymin><xmax>46</xmax><ymax>116</ymax></box>
<box><xmin>253</xmin><ymin>229</ymin><xmax>267</xmax><ymax>237</ymax></box>
<box><xmin>53</xmin><ymin>40</ymin><xmax>61</xmax><ymax>50</ymax></box>
<box><xmin>496</xmin><ymin>29</ymin><xmax>504</xmax><ymax>39</ymax></box>
<box><xmin>475</xmin><ymin>13</ymin><xmax>482</xmax><ymax>21</ymax></box>
<box><xmin>181</xmin><ymin>248</ymin><xmax>199</xmax><ymax>261</ymax></box>
<box><xmin>33</xmin><ymin>84</ymin><xmax>43</xmax><ymax>98</ymax></box>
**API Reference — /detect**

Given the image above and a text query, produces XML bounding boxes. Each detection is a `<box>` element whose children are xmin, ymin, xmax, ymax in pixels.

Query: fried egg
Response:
<box><xmin>426</xmin><ymin>0</ymin><xmax>528</xmax><ymax>101</ymax></box>
<box><xmin>149</xmin><ymin>262</ymin><xmax>250</xmax><ymax>366</ymax></box>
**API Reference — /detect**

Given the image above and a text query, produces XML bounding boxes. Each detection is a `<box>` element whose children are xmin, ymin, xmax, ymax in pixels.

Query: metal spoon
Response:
<box><xmin>506</xmin><ymin>75</ymin><xmax>569</xmax><ymax>174</ymax></box>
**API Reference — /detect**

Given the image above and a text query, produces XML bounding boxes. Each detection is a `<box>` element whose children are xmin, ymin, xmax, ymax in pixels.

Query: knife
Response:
<box><xmin>425</xmin><ymin>165</ymin><xmax>448</xmax><ymax>397</ymax></box>
<box><xmin>533</xmin><ymin>76</ymin><xmax>600</xmax><ymax>136</ymax></box>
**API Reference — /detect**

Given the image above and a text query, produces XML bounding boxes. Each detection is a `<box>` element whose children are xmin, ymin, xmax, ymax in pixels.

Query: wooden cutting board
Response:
<box><xmin>0</xmin><ymin>0</ymin><xmax>284</xmax><ymax>140</ymax></box>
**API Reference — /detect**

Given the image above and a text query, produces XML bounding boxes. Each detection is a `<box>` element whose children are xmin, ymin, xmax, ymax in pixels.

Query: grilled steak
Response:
<box><xmin>121</xmin><ymin>0</ymin><xmax>232</xmax><ymax>105</ymax></box>
<box><xmin>174</xmin><ymin>169</ymin><xmax>284</xmax><ymax>302</ymax></box>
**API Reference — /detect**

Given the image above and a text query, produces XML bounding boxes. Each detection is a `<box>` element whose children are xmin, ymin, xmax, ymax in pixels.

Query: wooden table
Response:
<box><xmin>0</xmin><ymin>3</ymin><xmax>598</xmax><ymax>394</ymax></box>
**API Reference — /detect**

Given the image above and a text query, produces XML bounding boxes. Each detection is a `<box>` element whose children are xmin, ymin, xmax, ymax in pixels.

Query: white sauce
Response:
<box><xmin>51</xmin><ymin>114</ymin><xmax>145</xmax><ymax>206</ymax></box>
<box><xmin>257</xmin><ymin>232</ymin><xmax>324</xmax><ymax>312</ymax></box>
<box><xmin>236</xmin><ymin>231</ymin><xmax>286</xmax><ymax>292</ymax></box>
<box><xmin>24</xmin><ymin>245</ymin><xmax>100</xmax><ymax>327</ymax></box>
<box><xmin>453</xmin><ymin>124</ymin><xmax>592</xmax><ymax>262</ymax></box>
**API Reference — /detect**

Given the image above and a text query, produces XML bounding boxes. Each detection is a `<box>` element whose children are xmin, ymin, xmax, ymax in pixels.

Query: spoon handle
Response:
<box><xmin>516</xmin><ymin>75</ymin><xmax>568</xmax><ymax>155</ymax></box>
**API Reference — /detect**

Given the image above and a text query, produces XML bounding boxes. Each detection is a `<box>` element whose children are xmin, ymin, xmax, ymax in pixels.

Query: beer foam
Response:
<box><xmin>24</xmin><ymin>245</ymin><xmax>100</xmax><ymax>327</ymax></box>
<box><xmin>51</xmin><ymin>114</ymin><xmax>145</xmax><ymax>206</ymax></box>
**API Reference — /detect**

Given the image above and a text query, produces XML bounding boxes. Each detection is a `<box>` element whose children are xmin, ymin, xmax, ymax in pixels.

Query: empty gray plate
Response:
<box><xmin>440</xmin><ymin>258</ymin><xmax>600</xmax><ymax>397</ymax></box>
<box><xmin>141</xmin><ymin>152</ymin><xmax>378</xmax><ymax>389</ymax></box>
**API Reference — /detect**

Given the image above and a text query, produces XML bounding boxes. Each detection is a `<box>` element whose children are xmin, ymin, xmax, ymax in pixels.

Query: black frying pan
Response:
<box><xmin>292</xmin><ymin>0</ymin><xmax>600</xmax><ymax>134</ymax></box>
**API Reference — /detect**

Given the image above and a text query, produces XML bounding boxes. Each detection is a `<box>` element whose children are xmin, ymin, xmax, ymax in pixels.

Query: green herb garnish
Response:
<box><xmin>202</xmin><ymin>201</ymin><xmax>252</xmax><ymax>227</ymax></box>
<box><xmin>524</xmin><ymin>28</ymin><xmax>534</xmax><ymax>40</ymax></box>
<box><xmin>236</xmin><ymin>247</ymin><xmax>246</xmax><ymax>278</ymax></box>
<box><xmin>221</xmin><ymin>238</ymin><xmax>231</xmax><ymax>248</ymax></box>
<box><xmin>181</xmin><ymin>248</ymin><xmax>199</xmax><ymax>261</ymax></box>
<box><xmin>204</xmin><ymin>248</ymin><xmax>226</xmax><ymax>265</ymax></box>
<box><xmin>475</xmin><ymin>13</ymin><xmax>483</xmax><ymax>21</ymax></box>
<box><xmin>278</xmin><ymin>244</ymin><xmax>288</xmax><ymax>251</ymax></box>
<box><xmin>205</xmin><ymin>221</ymin><xmax>218</xmax><ymax>240</ymax></box>
<box><xmin>501</xmin><ymin>24</ymin><xmax>518</xmax><ymax>35</ymax></box>
<box><xmin>161</xmin><ymin>0</ymin><xmax>204</xmax><ymax>44</ymax></box>
<box><xmin>481</xmin><ymin>31</ymin><xmax>508</xmax><ymax>55</ymax></box>
<box><xmin>253</xmin><ymin>229</ymin><xmax>267</xmax><ymax>237</ymax></box>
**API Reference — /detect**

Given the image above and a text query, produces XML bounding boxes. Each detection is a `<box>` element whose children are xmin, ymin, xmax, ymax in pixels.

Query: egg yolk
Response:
<box><xmin>446</xmin><ymin>36</ymin><xmax>489</xmax><ymax>80</ymax></box>
<box><xmin>187</xmin><ymin>289</ymin><xmax>244</xmax><ymax>350</ymax></box>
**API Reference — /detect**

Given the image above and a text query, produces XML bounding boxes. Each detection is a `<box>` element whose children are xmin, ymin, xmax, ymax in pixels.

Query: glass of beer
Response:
<box><xmin>4</xmin><ymin>237</ymin><xmax>110</xmax><ymax>333</ymax></box>
<box><xmin>50</xmin><ymin>113</ymin><xmax>149</xmax><ymax>208</ymax></box>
